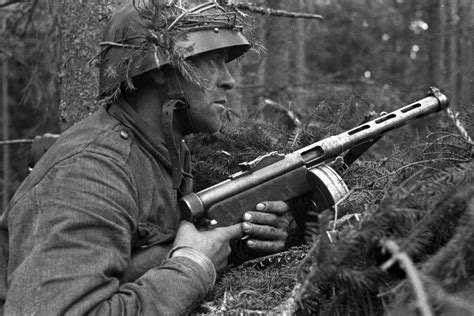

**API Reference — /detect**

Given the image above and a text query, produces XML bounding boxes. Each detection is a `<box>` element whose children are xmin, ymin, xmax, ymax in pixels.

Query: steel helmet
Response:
<box><xmin>99</xmin><ymin>0</ymin><xmax>252</xmax><ymax>98</ymax></box>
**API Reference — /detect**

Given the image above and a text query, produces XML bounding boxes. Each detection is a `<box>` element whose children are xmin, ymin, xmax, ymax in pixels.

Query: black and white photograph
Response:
<box><xmin>0</xmin><ymin>0</ymin><xmax>473</xmax><ymax>315</ymax></box>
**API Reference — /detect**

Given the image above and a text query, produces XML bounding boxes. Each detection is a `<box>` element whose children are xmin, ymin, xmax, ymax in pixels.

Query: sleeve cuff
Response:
<box><xmin>167</xmin><ymin>246</ymin><xmax>216</xmax><ymax>289</ymax></box>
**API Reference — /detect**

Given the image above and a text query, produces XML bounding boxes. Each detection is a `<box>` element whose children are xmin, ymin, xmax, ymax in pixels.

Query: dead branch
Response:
<box><xmin>381</xmin><ymin>239</ymin><xmax>433</xmax><ymax>316</ymax></box>
<box><xmin>420</xmin><ymin>274</ymin><xmax>474</xmax><ymax>314</ymax></box>
<box><xmin>447</xmin><ymin>108</ymin><xmax>474</xmax><ymax>145</ymax></box>
<box><xmin>232</xmin><ymin>3</ymin><xmax>323</xmax><ymax>20</ymax></box>
<box><xmin>331</xmin><ymin>189</ymin><xmax>354</xmax><ymax>231</ymax></box>
<box><xmin>0</xmin><ymin>0</ymin><xmax>22</xmax><ymax>9</ymax></box>
<box><xmin>0</xmin><ymin>139</ymin><xmax>34</xmax><ymax>146</ymax></box>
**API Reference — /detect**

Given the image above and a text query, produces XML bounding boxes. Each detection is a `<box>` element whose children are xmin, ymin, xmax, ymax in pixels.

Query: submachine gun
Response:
<box><xmin>179</xmin><ymin>87</ymin><xmax>449</xmax><ymax>232</ymax></box>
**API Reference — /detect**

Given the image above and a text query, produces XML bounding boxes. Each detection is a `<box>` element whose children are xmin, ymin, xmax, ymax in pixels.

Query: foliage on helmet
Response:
<box><xmin>99</xmin><ymin>0</ymin><xmax>256</xmax><ymax>101</ymax></box>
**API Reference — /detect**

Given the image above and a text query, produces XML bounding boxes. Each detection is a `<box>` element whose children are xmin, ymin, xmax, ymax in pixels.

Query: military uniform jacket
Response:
<box><xmin>0</xmin><ymin>99</ymin><xmax>213</xmax><ymax>315</ymax></box>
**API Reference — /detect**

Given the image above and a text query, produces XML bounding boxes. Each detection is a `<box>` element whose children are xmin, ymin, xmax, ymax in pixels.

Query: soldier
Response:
<box><xmin>0</xmin><ymin>1</ymin><xmax>290</xmax><ymax>315</ymax></box>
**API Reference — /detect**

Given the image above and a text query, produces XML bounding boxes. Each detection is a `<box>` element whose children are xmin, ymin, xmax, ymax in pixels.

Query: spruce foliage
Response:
<box><xmin>188</xmin><ymin>94</ymin><xmax>474</xmax><ymax>315</ymax></box>
<box><xmin>186</xmin><ymin>119</ymin><xmax>290</xmax><ymax>191</ymax></box>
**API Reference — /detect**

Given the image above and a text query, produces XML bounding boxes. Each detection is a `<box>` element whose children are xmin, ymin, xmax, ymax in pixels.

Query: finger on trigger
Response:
<box><xmin>257</xmin><ymin>201</ymin><xmax>288</xmax><ymax>214</ymax></box>
<box><xmin>245</xmin><ymin>211</ymin><xmax>278</xmax><ymax>226</ymax></box>
<box><xmin>224</xmin><ymin>223</ymin><xmax>244</xmax><ymax>240</ymax></box>
<box><xmin>242</xmin><ymin>222</ymin><xmax>252</xmax><ymax>234</ymax></box>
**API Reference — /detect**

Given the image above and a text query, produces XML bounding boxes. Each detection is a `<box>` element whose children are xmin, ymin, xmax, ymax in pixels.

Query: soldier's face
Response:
<box><xmin>181</xmin><ymin>49</ymin><xmax>236</xmax><ymax>134</ymax></box>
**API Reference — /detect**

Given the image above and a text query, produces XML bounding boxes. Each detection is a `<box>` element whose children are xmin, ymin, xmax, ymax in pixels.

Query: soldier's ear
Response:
<box><xmin>149</xmin><ymin>69</ymin><xmax>166</xmax><ymax>85</ymax></box>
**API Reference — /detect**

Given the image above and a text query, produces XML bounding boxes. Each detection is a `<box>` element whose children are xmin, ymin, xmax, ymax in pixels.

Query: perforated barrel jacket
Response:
<box><xmin>0</xmin><ymin>99</ymin><xmax>213</xmax><ymax>315</ymax></box>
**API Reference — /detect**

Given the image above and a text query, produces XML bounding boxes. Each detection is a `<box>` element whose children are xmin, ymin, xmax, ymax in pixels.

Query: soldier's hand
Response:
<box><xmin>241</xmin><ymin>201</ymin><xmax>290</xmax><ymax>254</ymax></box>
<box><xmin>173</xmin><ymin>221</ymin><xmax>243</xmax><ymax>275</ymax></box>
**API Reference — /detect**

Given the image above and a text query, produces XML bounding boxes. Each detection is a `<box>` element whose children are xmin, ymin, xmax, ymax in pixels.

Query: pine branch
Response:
<box><xmin>191</xmin><ymin>101</ymin><xmax>474</xmax><ymax>315</ymax></box>
<box><xmin>421</xmin><ymin>184</ymin><xmax>474</xmax><ymax>285</ymax></box>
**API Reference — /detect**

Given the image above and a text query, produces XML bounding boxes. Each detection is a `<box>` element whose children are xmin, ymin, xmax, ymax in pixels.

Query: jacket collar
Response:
<box><xmin>107</xmin><ymin>98</ymin><xmax>193</xmax><ymax>194</ymax></box>
<box><xmin>107</xmin><ymin>98</ymin><xmax>173</xmax><ymax>171</ymax></box>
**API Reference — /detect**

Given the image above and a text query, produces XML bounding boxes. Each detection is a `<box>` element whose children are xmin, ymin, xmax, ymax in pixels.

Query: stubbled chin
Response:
<box><xmin>191</xmin><ymin>115</ymin><xmax>223</xmax><ymax>134</ymax></box>
<box><xmin>185</xmin><ymin>104</ymin><xmax>228</xmax><ymax>133</ymax></box>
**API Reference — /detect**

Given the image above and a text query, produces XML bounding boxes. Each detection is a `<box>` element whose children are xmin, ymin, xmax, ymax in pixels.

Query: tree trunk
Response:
<box><xmin>48</xmin><ymin>0</ymin><xmax>62</xmax><ymax>132</ymax></box>
<box><xmin>39</xmin><ymin>0</ymin><xmax>61</xmax><ymax>135</ymax></box>
<box><xmin>264</xmin><ymin>0</ymin><xmax>290</xmax><ymax>102</ymax></box>
<box><xmin>291</xmin><ymin>0</ymin><xmax>307</xmax><ymax>109</ymax></box>
<box><xmin>59</xmin><ymin>1</ymin><xmax>121</xmax><ymax>131</ymax></box>
<box><xmin>459</xmin><ymin>0</ymin><xmax>473</xmax><ymax>110</ymax></box>
<box><xmin>438</xmin><ymin>0</ymin><xmax>447</xmax><ymax>90</ymax></box>
<box><xmin>256</xmin><ymin>15</ymin><xmax>267</xmax><ymax>106</ymax></box>
<box><xmin>1</xmin><ymin>32</ymin><xmax>9</xmax><ymax>211</ymax></box>
<box><xmin>448</xmin><ymin>0</ymin><xmax>459</xmax><ymax>110</ymax></box>
<box><xmin>427</xmin><ymin>0</ymin><xmax>441</xmax><ymax>85</ymax></box>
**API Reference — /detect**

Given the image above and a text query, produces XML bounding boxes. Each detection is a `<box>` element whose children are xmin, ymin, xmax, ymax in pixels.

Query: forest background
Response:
<box><xmin>0</xmin><ymin>0</ymin><xmax>473</xmax><ymax>209</ymax></box>
<box><xmin>0</xmin><ymin>0</ymin><xmax>473</xmax><ymax>314</ymax></box>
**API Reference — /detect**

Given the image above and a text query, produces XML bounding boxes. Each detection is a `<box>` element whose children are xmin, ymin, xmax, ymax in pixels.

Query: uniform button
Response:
<box><xmin>120</xmin><ymin>130</ymin><xmax>129</xmax><ymax>140</ymax></box>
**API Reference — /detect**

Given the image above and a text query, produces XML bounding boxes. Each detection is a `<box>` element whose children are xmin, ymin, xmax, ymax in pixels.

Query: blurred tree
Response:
<box><xmin>263</xmin><ymin>0</ymin><xmax>290</xmax><ymax>102</ymax></box>
<box><xmin>1</xmin><ymin>24</ymin><xmax>8</xmax><ymax>211</ymax></box>
<box><xmin>459</xmin><ymin>0</ymin><xmax>473</xmax><ymax>111</ymax></box>
<box><xmin>426</xmin><ymin>0</ymin><xmax>473</xmax><ymax>136</ymax></box>
<box><xmin>1</xmin><ymin>0</ymin><xmax>473</xmax><ymax>205</ymax></box>
<box><xmin>448</xmin><ymin>0</ymin><xmax>459</xmax><ymax>109</ymax></box>
<box><xmin>289</xmin><ymin>0</ymin><xmax>310</xmax><ymax>109</ymax></box>
<box><xmin>0</xmin><ymin>0</ymin><xmax>61</xmax><ymax>209</ymax></box>
<box><xmin>427</xmin><ymin>0</ymin><xmax>443</xmax><ymax>86</ymax></box>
